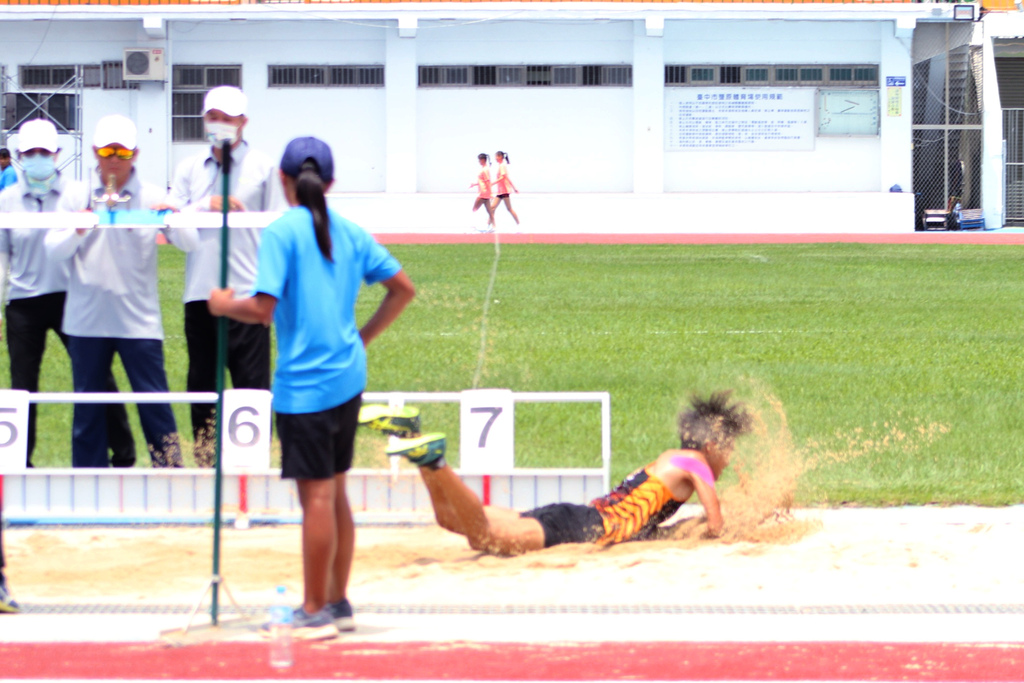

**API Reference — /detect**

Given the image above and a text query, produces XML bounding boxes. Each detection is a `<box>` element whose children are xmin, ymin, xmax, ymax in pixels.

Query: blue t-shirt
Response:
<box><xmin>0</xmin><ymin>166</ymin><xmax>17</xmax><ymax>191</ymax></box>
<box><xmin>252</xmin><ymin>206</ymin><xmax>402</xmax><ymax>414</ymax></box>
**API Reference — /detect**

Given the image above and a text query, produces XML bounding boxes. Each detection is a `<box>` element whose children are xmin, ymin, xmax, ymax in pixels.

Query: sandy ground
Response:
<box><xmin>5</xmin><ymin>507</ymin><xmax>1024</xmax><ymax>610</ymax></box>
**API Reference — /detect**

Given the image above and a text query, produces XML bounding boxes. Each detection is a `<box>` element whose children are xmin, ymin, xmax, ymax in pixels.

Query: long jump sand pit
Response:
<box><xmin>5</xmin><ymin>507</ymin><xmax>1024</xmax><ymax>610</ymax></box>
<box><xmin>7</xmin><ymin>396</ymin><xmax>1023</xmax><ymax>611</ymax></box>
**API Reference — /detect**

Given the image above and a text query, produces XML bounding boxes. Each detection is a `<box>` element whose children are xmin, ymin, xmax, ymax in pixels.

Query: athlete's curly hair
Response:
<box><xmin>677</xmin><ymin>391</ymin><xmax>752</xmax><ymax>452</ymax></box>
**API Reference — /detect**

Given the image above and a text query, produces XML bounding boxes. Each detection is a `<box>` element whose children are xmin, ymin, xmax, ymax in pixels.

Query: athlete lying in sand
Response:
<box><xmin>375</xmin><ymin>392</ymin><xmax>752</xmax><ymax>556</ymax></box>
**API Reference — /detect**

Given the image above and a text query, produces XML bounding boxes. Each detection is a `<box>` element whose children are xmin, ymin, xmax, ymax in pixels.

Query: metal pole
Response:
<box><xmin>210</xmin><ymin>139</ymin><xmax>232</xmax><ymax>625</ymax></box>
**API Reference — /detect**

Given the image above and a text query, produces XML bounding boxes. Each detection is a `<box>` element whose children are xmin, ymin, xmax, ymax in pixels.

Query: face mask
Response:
<box><xmin>21</xmin><ymin>154</ymin><xmax>56</xmax><ymax>181</ymax></box>
<box><xmin>205</xmin><ymin>121</ymin><xmax>240</xmax><ymax>145</ymax></box>
<box><xmin>20</xmin><ymin>155</ymin><xmax>57</xmax><ymax>197</ymax></box>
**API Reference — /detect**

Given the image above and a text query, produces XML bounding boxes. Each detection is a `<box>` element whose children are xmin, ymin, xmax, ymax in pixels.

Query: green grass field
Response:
<box><xmin>8</xmin><ymin>242</ymin><xmax>1024</xmax><ymax>506</ymax></box>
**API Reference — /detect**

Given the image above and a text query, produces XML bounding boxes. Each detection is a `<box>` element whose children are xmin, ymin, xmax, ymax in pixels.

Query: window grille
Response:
<box><xmin>19</xmin><ymin>66</ymin><xmax>76</xmax><ymax>89</ymax></box>
<box><xmin>418</xmin><ymin>64</ymin><xmax>631</xmax><ymax>87</ymax></box>
<box><xmin>172</xmin><ymin>65</ymin><xmax>242</xmax><ymax>142</ymax></box>
<box><xmin>665</xmin><ymin>65</ymin><xmax>687</xmax><ymax>85</ymax></box>
<box><xmin>721</xmin><ymin>66</ymin><xmax>742</xmax><ymax>84</ymax></box>
<box><xmin>667</xmin><ymin>64</ymin><xmax>878</xmax><ymax>87</ymax></box>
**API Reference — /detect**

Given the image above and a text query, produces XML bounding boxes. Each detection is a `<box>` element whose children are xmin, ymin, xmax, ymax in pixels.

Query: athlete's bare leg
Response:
<box><xmin>494</xmin><ymin>196</ymin><xmax>519</xmax><ymax>225</ymax></box>
<box><xmin>296</xmin><ymin>477</ymin><xmax>338</xmax><ymax>614</ymax></box>
<box><xmin>419</xmin><ymin>466</ymin><xmax>544</xmax><ymax>555</ymax></box>
<box><xmin>472</xmin><ymin>197</ymin><xmax>496</xmax><ymax>229</ymax></box>
<box><xmin>326</xmin><ymin>472</ymin><xmax>354</xmax><ymax>605</ymax></box>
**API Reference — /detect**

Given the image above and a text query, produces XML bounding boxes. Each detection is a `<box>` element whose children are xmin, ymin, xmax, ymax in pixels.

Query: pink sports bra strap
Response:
<box><xmin>669</xmin><ymin>456</ymin><xmax>715</xmax><ymax>487</ymax></box>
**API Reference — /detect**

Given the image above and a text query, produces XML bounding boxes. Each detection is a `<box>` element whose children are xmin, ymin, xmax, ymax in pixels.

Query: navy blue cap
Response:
<box><xmin>280</xmin><ymin>136</ymin><xmax>334</xmax><ymax>183</ymax></box>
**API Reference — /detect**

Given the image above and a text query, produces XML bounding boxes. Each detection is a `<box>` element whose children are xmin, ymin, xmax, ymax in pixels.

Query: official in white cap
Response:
<box><xmin>46</xmin><ymin>114</ymin><xmax>199</xmax><ymax>468</ymax></box>
<box><xmin>162</xmin><ymin>85</ymin><xmax>286</xmax><ymax>465</ymax></box>
<box><xmin>0</xmin><ymin>118</ymin><xmax>136</xmax><ymax>468</ymax></box>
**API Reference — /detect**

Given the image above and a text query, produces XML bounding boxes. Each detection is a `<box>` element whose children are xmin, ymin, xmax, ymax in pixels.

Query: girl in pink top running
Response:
<box><xmin>489</xmin><ymin>150</ymin><xmax>519</xmax><ymax>225</ymax></box>
<box><xmin>471</xmin><ymin>153</ymin><xmax>496</xmax><ymax>232</ymax></box>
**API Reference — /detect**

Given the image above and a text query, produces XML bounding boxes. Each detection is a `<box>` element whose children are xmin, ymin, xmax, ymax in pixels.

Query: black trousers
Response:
<box><xmin>184</xmin><ymin>301</ymin><xmax>271</xmax><ymax>463</ymax></box>
<box><xmin>5</xmin><ymin>292</ymin><xmax>136</xmax><ymax>467</ymax></box>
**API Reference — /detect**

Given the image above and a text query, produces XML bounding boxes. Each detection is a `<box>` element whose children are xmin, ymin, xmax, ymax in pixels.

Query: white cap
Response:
<box><xmin>93</xmin><ymin>114</ymin><xmax>138</xmax><ymax>150</ymax></box>
<box><xmin>17</xmin><ymin>119</ymin><xmax>60</xmax><ymax>154</ymax></box>
<box><xmin>203</xmin><ymin>86</ymin><xmax>247</xmax><ymax>117</ymax></box>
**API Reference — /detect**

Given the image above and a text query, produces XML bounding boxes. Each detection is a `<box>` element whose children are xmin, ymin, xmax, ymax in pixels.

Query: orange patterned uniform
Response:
<box><xmin>589</xmin><ymin>466</ymin><xmax>683</xmax><ymax>545</ymax></box>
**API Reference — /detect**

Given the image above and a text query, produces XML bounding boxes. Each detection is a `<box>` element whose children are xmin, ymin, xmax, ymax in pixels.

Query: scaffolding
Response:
<box><xmin>0</xmin><ymin>64</ymin><xmax>85</xmax><ymax>180</ymax></box>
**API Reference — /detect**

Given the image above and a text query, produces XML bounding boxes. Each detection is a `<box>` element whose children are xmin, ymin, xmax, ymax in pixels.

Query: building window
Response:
<box><xmin>418</xmin><ymin>65</ymin><xmax>632</xmax><ymax>87</ymax></box>
<box><xmin>721</xmin><ymin>66</ymin><xmax>742</xmax><ymax>84</ymax></box>
<box><xmin>800</xmin><ymin>67</ymin><xmax>824</xmax><ymax>83</ymax></box>
<box><xmin>19</xmin><ymin>65</ymin><xmax>77</xmax><ymax>89</ymax></box>
<box><xmin>745</xmin><ymin>67</ymin><xmax>770</xmax><ymax>83</ymax></box>
<box><xmin>666</xmin><ymin>64</ymin><xmax>878</xmax><ymax>87</ymax></box>
<box><xmin>172</xmin><ymin>65</ymin><xmax>242</xmax><ymax>142</ymax></box>
<box><xmin>665</xmin><ymin>65</ymin><xmax>687</xmax><ymax>85</ymax></box>
<box><xmin>267</xmin><ymin>65</ymin><xmax>384</xmax><ymax>88</ymax></box>
<box><xmin>2</xmin><ymin>93</ymin><xmax>78</xmax><ymax>132</ymax></box>
<box><xmin>690</xmin><ymin>67</ymin><xmax>716</xmax><ymax>83</ymax></box>
<box><xmin>775</xmin><ymin>67</ymin><xmax>799</xmax><ymax>83</ymax></box>
<box><xmin>11</xmin><ymin>65</ymin><xmax>81</xmax><ymax>131</ymax></box>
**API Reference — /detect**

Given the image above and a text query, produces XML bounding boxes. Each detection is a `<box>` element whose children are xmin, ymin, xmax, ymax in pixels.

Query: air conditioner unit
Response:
<box><xmin>123</xmin><ymin>48</ymin><xmax>165</xmax><ymax>81</ymax></box>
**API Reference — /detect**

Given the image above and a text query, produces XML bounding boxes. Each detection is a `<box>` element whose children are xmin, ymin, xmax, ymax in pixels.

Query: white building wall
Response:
<box><xmin>662</xmin><ymin>20</ymin><xmax>890</xmax><ymax>193</ymax></box>
<box><xmin>413</xmin><ymin>20</ymin><xmax>634</xmax><ymax>192</ymax></box>
<box><xmin>0</xmin><ymin>20</ymin><xmax>160</xmax><ymax>183</ymax></box>
<box><xmin>167</xmin><ymin>20</ymin><xmax>388</xmax><ymax>192</ymax></box>
<box><xmin>417</xmin><ymin>88</ymin><xmax>633</xmax><ymax>193</ymax></box>
<box><xmin>0</xmin><ymin>4</ymin><xmax>969</xmax><ymax>231</ymax></box>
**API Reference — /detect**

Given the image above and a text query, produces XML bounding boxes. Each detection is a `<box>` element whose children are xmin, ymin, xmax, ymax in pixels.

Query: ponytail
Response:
<box><xmin>295</xmin><ymin>160</ymin><xmax>332</xmax><ymax>262</ymax></box>
<box><xmin>497</xmin><ymin>151</ymin><xmax>510</xmax><ymax>164</ymax></box>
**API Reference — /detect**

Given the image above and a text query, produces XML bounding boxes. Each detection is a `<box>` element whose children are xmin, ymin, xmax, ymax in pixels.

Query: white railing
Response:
<box><xmin>1</xmin><ymin>391</ymin><xmax>611</xmax><ymax>525</ymax></box>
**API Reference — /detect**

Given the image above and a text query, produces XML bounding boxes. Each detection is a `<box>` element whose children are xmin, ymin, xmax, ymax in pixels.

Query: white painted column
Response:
<box><xmin>980</xmin><ymin>24</ymin><xmax>1005</xmax><ymax>228</ymax></box>
<box><xmin>879</xmin><ymin>19</ymin><xmax>915</xmax><ymax>194</ymax></box>
<box><xmin>633</xmin><ymin>18</ymin><xmax>665</xmax><ymax>194</ymax></box>
<box><xmin>385</xmin><ymin>19</ymin><xmax>418</xmax><ymax>193</ymax></box>
<box><xmin>133</xmin><ymin>17</ymin><xmax>170</xmax><ymax>189</ymax></box>
<box><xmin>135</xmin><ymin>80</ymin><xmax>170</xmax><ymax>189</ymax></box>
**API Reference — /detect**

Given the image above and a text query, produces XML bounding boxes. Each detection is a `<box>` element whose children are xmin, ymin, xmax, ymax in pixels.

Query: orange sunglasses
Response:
<box><xmin>96</xmin><ymin>147</ymin><xmax>136</xmax><ymax>160</ymax></box>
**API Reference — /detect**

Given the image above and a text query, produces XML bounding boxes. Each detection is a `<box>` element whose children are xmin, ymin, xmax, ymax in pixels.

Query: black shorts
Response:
<box><xmin>497</xmin><ymin>193</ymin><xmax>510</xmax><ymax>199</ymax></box>
<box><xmin>520</xmin><ymin>503</ymin><xmax>604</xmax><ymax>548</ymax></box>
<box><xmin>277</xmin><ymin>394</ymin><xmax>361</xmax><ymax>480</ymax></box>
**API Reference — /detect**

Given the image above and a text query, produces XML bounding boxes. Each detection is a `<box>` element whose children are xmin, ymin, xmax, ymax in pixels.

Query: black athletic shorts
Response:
<box><xmin>277</xmin><ymin>393</ymin><xmax>361</xmax><ymax>480</ymax></box>
<box><xmin>520</xmin><ymin>503</ymin><xmax>604</xmax><ymax>548</ymax></box>
<box><xmin>497</xmin><ymin>193</ymin><xmax>510</xmax><ymax>199</ymax></box>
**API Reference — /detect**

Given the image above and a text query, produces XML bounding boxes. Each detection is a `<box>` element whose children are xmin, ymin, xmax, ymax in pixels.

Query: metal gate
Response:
<box><xmin>1003</xmin><ymin>109</ymin><xmax>1024</xmax><ymax>223</ymax></box>
<box><xmin>912</xmin><ymin>23</ymin><xmax>984</xmax><ymax>230</ymax></box>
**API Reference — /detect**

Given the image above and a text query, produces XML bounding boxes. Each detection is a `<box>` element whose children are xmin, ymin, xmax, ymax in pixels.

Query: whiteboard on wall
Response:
<box><xmin>665</xmin><ymin>88</ymin><xmax>816</xmax><ymax>152</ymax></box>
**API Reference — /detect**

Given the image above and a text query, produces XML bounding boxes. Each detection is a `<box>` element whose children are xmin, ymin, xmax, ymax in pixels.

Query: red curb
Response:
<box><xmin>2</xmin><ymin>641</ymin><xmax>1023</xmax><ymax>680</ymax></box>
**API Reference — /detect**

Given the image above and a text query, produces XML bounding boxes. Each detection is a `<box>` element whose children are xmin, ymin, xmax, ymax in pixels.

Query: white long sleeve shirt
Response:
<box><xmin>0</xmin><ymin>175</ymin><xmax>76</xmax><ymax>308</ymax></box>
<box><xmin>164</xmin><ymin>141</ymin><xmax>286</xmax><ymax>303</ymax></box>
<box><xmin>47</xmin><ymin>169</ymin><xmax>199</xmax><ymax>339</ymax></box>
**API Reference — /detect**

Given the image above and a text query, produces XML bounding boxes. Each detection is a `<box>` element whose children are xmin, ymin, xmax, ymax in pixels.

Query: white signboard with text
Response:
<box><xmin>459</xmin><ymin>389</ymin><xmax>515</xmax><ymax>474</ymax></box>
<box><xmin>666</xmin><ymin>88</ymin><xmax>815</xmax><ymax>151</ymax></box>
<box><xmin>221</xmin><ymin>389</ymin><xmax>273</xmax><ymax>471</ymax></box>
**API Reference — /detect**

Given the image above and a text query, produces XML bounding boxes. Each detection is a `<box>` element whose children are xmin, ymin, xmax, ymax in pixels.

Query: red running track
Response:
<box><xmin>375</xmin><ymin>232</ymin><xmax>1024</xmax><ymax>245</ymax></box>
<box><xmin>3</xmin><ymin>641</ymin><xmax>1024</xmax><ymax>680</ymax></box>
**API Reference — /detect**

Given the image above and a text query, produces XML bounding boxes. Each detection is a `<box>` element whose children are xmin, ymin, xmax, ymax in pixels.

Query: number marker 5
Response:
<box><xmin>0</xmin><ymin>390</ymin><xmax>29</xmax><ymax>473</ymax></box>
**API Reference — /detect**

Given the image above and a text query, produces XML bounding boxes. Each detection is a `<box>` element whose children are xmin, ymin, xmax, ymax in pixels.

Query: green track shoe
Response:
<box><xmin>358</xmin><ymin>404</ymin><xmax>421</xmax><ymax>437</ymax></box>
<box><xmin>385</xmin><ymin>433</ymin><xmax>447</xmax><ymax>467</ymax></box>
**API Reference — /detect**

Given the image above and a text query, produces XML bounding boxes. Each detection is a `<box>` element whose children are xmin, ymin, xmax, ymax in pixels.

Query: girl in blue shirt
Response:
<box><xmin>209</xmin><ymin>137</ymin><xmax>414</xmax><ymax>639</ymax></box>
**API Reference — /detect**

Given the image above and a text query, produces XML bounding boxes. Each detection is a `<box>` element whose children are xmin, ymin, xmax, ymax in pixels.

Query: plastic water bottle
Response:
<box><xmin>268</xmin><ymin>585</ymin><xmax>293</xmax><ymax>669</ymax></box>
